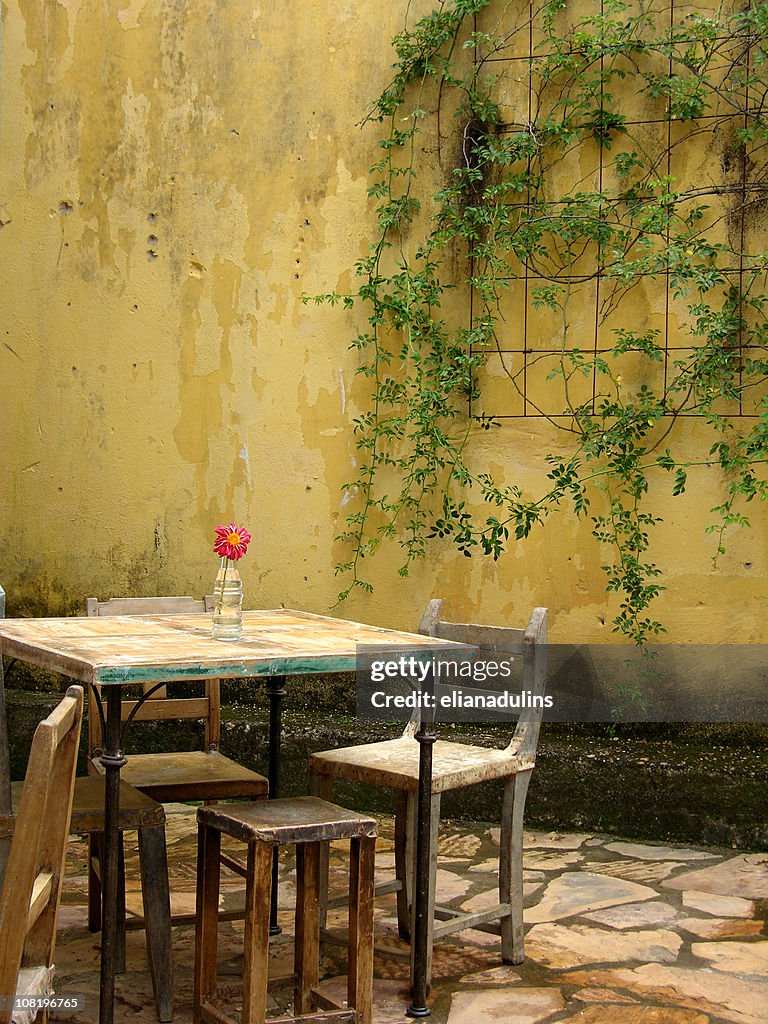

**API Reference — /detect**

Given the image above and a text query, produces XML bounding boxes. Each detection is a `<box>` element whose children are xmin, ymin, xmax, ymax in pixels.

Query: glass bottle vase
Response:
<box><xmin>211</xmin><ymin>561</ymin><xmax>243</xmax><ymax>641</ymax></box>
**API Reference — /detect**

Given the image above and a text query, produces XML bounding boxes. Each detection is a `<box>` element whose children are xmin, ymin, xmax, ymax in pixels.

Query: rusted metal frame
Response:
<box><xmin>89</xmin><ymin>679</ymin><xmax>173</xmax><ymax>755</ymax></box>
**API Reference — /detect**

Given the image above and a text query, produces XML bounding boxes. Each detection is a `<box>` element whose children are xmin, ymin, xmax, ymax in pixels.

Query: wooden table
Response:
<box><xmin>0</xmin><ymin>608</ymin><xmax>451</xmax><ymax>1023</ymax></box>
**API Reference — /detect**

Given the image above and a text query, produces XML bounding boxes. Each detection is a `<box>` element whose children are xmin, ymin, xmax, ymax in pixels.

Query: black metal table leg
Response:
<box><xmin>266</xmin><ymin>674</ymin><xmax>286</xmax><ymax>935</ymax></box>
<box><xmin>99</xmin><ymin>687</ymin><xmax>127</xmax><ymax>1024</ymax></box>
<box><xmin>407</xmin><ymin>689</ymin><xmax>436</xmax><ymax>1018</ymax></box>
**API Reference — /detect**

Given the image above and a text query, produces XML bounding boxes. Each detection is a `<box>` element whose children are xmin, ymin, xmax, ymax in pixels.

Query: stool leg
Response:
<box><xmin>307</xmin><ymin>772</ymin><xmax>333</xmax><ymax>934</ymax></box>
<box><xmin>194</xmin><ymin>824</ymin><xmax>221</xmax><ymax>1022</ymax></box>
<box><xmin>242</xmin><ymin>840</ymin><xmax>273</xmax><ymax>1024</ymax></box>
<box><xmin>294</xmin><ymin>843</ymin><xmax>320</xmax><ymax>1016</ymax></box>
<box><xmin>139</xmin><ymin>824</ymin><xmax>174</xmax><ymax>1022</ymax></box>
<box><xmin>347</xmin><ymin>836</ymin><xmax>375</xmax><ymax>1024</ymax></box>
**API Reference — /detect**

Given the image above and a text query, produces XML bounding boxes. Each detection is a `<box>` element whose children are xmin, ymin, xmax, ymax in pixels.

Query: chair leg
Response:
<box><xmin>241</xmin><ymin>840</ymin><xmax>273</xmax><ymax>1024</ymax></box>
<box><xmin>138</xmin><ymin>824</ymin><xmax>174</xmax><ymax>1022</ymax></box>
<box><xmin>347</xmin><ymin>836</ymin><xmax>375</xmax><ymax>1024</ymax></box>
<box><xmin>193</xmin><ymin>824</ymin><xmax>221</xmax><ymax>1023</ymax></box>
<box><xmin>307</xmin><ymin>771</ymin><xmax>333</xmax><ymax>932</ymax></box>
<box><xmin>394</xmin><ymin>791</ymin><xmax>415</xmax><ymax>941</ymax></box>
<box><xmin>294</xmin><ymin>843</ymin><xmax>320</xmax><ymax>1016</ymax></box>
<box><xmin>409</xmin><ymin>794</ymin><xmax>440</xmax><ymax>991</ymax></box>
<box><xmin>499</xmin><ymin>770</ymin><xmax>532</xmax><ymax>965</ymax></box>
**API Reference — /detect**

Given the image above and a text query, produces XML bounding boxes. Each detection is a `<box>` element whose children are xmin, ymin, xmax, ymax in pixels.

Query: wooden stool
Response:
<box><xmin>194</xmin><ymin>796</ymin><xmax>376</xmax><ymax>1024</ymax></box>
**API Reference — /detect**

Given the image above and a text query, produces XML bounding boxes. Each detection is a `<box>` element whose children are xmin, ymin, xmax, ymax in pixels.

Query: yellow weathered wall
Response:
<box><xmin>1</xmin><ymin>0</ymin><xmax>766</xmax><ymax>642</ymax></box>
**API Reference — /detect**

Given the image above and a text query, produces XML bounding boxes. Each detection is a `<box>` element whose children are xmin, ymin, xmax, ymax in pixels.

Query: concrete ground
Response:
<box><xmin>52</xmin><ymin>804</ymin><xmax>768</xmax><ymax>1024</ymax></box>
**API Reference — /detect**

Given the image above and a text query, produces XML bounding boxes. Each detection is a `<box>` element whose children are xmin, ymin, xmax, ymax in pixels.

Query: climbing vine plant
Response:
<box><xmin>306</xmin><ymin>0</ymin><xmax>768</xmax><ymax>641</ymax></box>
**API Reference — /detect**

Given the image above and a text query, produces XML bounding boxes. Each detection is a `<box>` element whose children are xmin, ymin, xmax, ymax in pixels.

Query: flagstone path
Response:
<box><xmin>51</xmin><ymin>805</ymin><xmax>767</xmax><ymax>1024</ymax></box>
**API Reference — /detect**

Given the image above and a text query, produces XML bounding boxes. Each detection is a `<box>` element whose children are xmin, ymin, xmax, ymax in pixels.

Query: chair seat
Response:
<box><xmin>99</xmin><ymin>751</ymin><xmax>268</xmax><ymax>802</ymax></box>
<box><xmin>8</xmin><ymin>777</ymin><xmax>165</xmax><ymax>832</ymax></box>
<box><xmin>199</xmin><ymin>796</ymin><xmax>377</xmax><ymax>845</ymax></box>
<box><xmin>309</xmin><ymin>737</ymin><xmax>534</xmax><ymax>793</ymax></box>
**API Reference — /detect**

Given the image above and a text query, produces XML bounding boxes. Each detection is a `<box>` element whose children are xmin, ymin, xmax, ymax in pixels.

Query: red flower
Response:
<box><xmin>213</xmin><ymin>522</ymin><xmax>251</xmax><ymax>561</ymax></box>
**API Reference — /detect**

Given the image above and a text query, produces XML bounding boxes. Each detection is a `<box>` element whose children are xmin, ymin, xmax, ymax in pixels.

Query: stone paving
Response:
<box><xmin>52</xmin><ymin>804</ymin><xmax>768</xmax><ymax>1024</ymax></box>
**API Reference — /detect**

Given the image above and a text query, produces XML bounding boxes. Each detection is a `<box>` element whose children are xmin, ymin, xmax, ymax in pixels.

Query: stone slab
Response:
<box><xmin>439</xmin><ymin>832</ymin><xmax>483</xmax><ymax>857</ymax></box>
<box><xmin>567</xmin><ymin>1007</ymin><xmax>709</xmax><ymax>1024</ymax></box>
<box><xmin>488</xmin><ymin>829</ymin><xmax>590</xmax><ymax>849</ymax></box>
<box><xmin>434</xmin><ymin>868</ymin><xmax>472</xmax><ymax>901</ymax></box>
<box><xmin>584</xmin><ymin>901</ymin><xmax>678</xmax><ymax>930</ymax></box>
<box><xmin>459</xmin><ymin>965</ymin><xmax>522</xmax><ymax>985</ymax></box>
<box><xmin>678</xmin><ymin>916</ymin><xmax>764</xmax><ymax>939</ymax></box>
<box><xmin>526</xmin><ymin>871</ymin><xmax>657</xmax><ymax>924</ymax></box>
<box><xmin>605</xmin><ymin>841</ymin><xmax>721</xmax><ymax>862</ymax></box>
<box><xmin>681</xmin><ymin>890</ymin><xmax>755</xmax><ymax>918</ymax></box>
<box><xmin>523</xmin><ymin>850</ymin><xmax>585</xmax><ymax>871</ymax></box>
<box><xmin>463</xmin><ymin>884</ymin><xmax>542</xmax><ymax>913</ymax></box>
<box><xmin>692</xmin><ymin>940</ymin><xmax>768</xmax><ymax>976</ymax></box>
<box><xmin>446</xmin><ymin>988</ymin><xmax>565</xmax><ymax>1024</ymax></box>
<box><xmin>525</xmin><ymin>831</ymin><xmax>592</xmax><ymax>849</ymax></box>
<box><xmin>572</xmin><ymin>988</ymin><xmax>639</xmax><ymax>1005</ymax></box>
<box><xmin>589</xmin><ymin>859</ymin><xmax>681</xmax><ymax>884</ymax></box>
<box><xmin>526</xmin><ymin>922</ymin><xmax>682</xmax><ymax>969</ymax></box>
<box><xmin>663</xmin><ymin>854</ymin><xmax>768</xmax><ymax>900</ymax></box>
<box><xmin>560</xmin><ymin>965</ymin><xmax>768</xmax><ymax>1024</ymax></box>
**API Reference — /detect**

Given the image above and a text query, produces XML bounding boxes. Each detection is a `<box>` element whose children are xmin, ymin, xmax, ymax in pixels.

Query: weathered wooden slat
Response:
<box><xmin>308</xmin><ymin>988</ymin><xmax>343</xmax><ymax>1011</ymax></box>
<box><xmin>118</xmin><ymin>697</ymin><xmax>210</xmax><ymax>721</ymax></box>
<box><xmin>269</xmin><ymin>1012</ymin><xmax>355</xmax><ymax>1024</ymax></box>
<box><xmin>197</xmin><ymin>1001</ymin><xmax>233</xmax><ymax>1024</ymax></box>
<box><xmin>218</xmin><ymin>851</ymin><xmax>248</xmax><ymax>878</ymax></box>
<box><xmin>26</xmin><ymin>872</ymin><xmax>54</xmax><ymax>932</ymax></box>
<box><xmin>432</xmin><ymin>904</ymin><xmax>511</xmax><ymax>939</ymax></box>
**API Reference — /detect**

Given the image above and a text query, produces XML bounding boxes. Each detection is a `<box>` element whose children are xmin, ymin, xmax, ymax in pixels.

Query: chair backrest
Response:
<box><xmin>418</xmin><ymin>600</ymin><xmax>548</xmax><ymax>759</ymax></box>
<box><xmin>0</xmin><ymin>686</ymin><xmax>84</xmax><ymax>1020</ymax></box>
<box><xmin>85</xmin><ymin>595</ymin><xmax>218</xmax><ymax>762</ymax></box>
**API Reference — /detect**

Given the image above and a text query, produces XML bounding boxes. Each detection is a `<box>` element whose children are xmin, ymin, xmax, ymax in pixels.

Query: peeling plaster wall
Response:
<box><xmin>0</xmin><ymin>1</ymin><xmax>766</xmax><ymax>642</ymax></box>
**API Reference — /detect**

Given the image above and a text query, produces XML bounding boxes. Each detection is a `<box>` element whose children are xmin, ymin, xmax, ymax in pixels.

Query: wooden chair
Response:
<box><xmin>308</xmin><ymin>600</ymin><xmax>548</xmax><ymax>983</ymax></box>
<box><xmin>0</xmin><ymin>686</ymin><xmax>83</xmax><ymax>1024</ymax></box>
<box><xmin>85</xmin><ymin>595</ymin><xmax>268</xmax><ymax>803</ymax></box>
<box><xmin>0</xmin><ymin>587</ymin><xmax>173</xmax><ymax>1022</ymax></box>
<box><xmin>0</xmin><ymin>778</ymin><xmax>174</xmax><ymax>1023</ymax></box>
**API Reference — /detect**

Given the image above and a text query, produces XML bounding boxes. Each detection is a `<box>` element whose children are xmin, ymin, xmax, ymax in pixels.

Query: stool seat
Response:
<box><xmin>198</xmin><ymin>796</ymin><xmax>376</xmax><ymax>845</ymax></box>
<box><xmin>194</xmin><ymin>797</ymin><xmax>376</xmax><ymax>1024</ymax></box>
